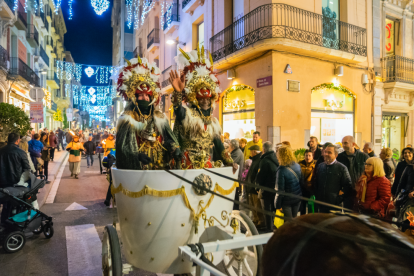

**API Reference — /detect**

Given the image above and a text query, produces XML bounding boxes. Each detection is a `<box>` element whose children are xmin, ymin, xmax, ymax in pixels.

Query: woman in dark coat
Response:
<box><xmin>396</xmin><ymin>163</ymin><xmax>414</xmax><ymax>222</ymax></box>
<box><xmin>48</xmin><ymin>131</ymin><xmax>57</xmax><ymax>161</ymax></box>
<box><xmin>40</xmin><ymin>133</ymin><xmax>51</xmax><ymax>183</ymax></box>
<box><xmin>275</xmin><ymin>146</ymin><xmax>302</xmax><ymax>219</ymax></box>
<box><xmin>354</xmin><ymin>157</ymin><xmax>391</xmax><ymax>218</ymax></box>
<box><xmin>392</xmin><ymin>147</ymin><xmax>414</xmax><ymax>196</ymax></box>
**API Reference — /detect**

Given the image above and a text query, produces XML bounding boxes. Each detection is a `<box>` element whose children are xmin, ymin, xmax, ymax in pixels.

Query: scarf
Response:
<box><xmin>356</xmin><ymin>174</ymin><xmax>368</xmax><ymax>202</ymax></box>
<box><xmin>135</xmin><ymin>100</ymin><xmax>151</xmax><ymax>115</ymax></box>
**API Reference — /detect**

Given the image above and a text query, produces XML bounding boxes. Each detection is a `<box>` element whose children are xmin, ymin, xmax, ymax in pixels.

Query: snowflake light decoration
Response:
<box><xmin>88</xmin><ymin>87</ymin><xmax>96</xmax><ymax>95</ymax></box>
<box><xmin>85</xmin><ymin>66</ymin><xmax>94</xmax><ymax>78</ymax></box>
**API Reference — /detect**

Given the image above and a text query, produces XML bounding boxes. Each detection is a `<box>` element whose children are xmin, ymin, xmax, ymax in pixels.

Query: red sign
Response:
<box><xmin>256</xmin><ymin>76</ymin><xmax>272</xmax><ymax>88</ymax></box>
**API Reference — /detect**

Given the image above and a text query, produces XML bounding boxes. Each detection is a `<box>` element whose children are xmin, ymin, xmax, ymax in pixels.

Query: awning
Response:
<box><xmin>10</xmin><ymin>89</ymin><xmax>35</xmax><ymax>103</ymax></box>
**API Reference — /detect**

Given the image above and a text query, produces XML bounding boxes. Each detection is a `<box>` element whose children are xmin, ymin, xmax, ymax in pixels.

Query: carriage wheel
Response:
<box><xmin>102</xmin><ymin>224</ymin><xmax>122</xmax><ymax>276</ymax></box>
<box><xmin>222</xmin><ymin>211</ymin><xmax>263</xmax><ymax>276</ymax></box>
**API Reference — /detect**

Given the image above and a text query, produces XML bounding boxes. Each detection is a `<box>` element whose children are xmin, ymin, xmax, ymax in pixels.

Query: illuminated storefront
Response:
<box><xmin>310</xmin><ymin>83</ymin><xmax>355</xmax><ymax>144</ymax></box>
<box><xmin>382</xmin><ymin>113</ymin><xmax>408</xmax><ymax>158</ymax></box>
<box><xmin>221</xmin><ymin>85</ymin><xmax>255</xmax><ymax>141</ymax></box>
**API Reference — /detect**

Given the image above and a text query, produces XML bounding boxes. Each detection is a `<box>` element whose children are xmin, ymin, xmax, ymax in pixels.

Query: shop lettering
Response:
<box><xmin>325</xmin><ymin>99</ymin><xmax>344</xmax><ymax>109</ymax></box>
<box><xmin>224</xmin><ymin>99</ymin><xmax>246</xmax><ymax>109</ymax></box>
<box><xmin>257</xmin><ymin>76</ymin><xmax>272</xmax><ymax>88</ymax></box>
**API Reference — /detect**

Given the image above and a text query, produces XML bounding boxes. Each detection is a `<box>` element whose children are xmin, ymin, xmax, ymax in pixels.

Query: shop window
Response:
<box><xmin>222</xmin><ymin>85</ymin><xmax>255</xmax><ymax>141</ymax></box>
<box><xmin>382</xmin><ymin>113</ymin><xmax>408</xmax><ymax>159</ymax></box>
<box><xmin>311</xmin><ymin>86</ymin><xmax>354</xmax><ymax>144</ymax></box>
<box><xmin>385</xmin><ymin>18</ymin><xmax>395</xmax><ymax>56</ymax></box>
<box><xmin>197</xmin><ymin>22</ymin><xmax>204</xmax><ymax>48</ymax></box>
<box><xmin>322</xmin><ymin>0</ymin><xmax>339</xmax><ymax>48</ymax></box>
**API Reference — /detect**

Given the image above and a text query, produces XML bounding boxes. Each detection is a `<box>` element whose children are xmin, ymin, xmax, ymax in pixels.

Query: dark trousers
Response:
<box><xmin>105</xmin><ymin>170</ymin><xmax>113</xmax><ymax>202</ymax></box>
<box><xmin>299</xmin><ymin>190</ymin><xmax>310</xmax><ymax>215</ymax></box>
<box><xmin>282</xmin><ymin>202</ymin><xmax>301</xmax><ymax>219</ymax></box>
<box><xmin>50</xmin><ymin>148</ymin><xmax>55</xmax><ymax>161</ymax></box>
<box><xmin>1</xmin><ymin>203</ymin><xmax>11</xmax><ymax>224</ymax></box>
<box><xmin>263</xmin><ymin>198</ymin><xmax>276</xmax><ymax>232</ymax></box>
<box><xmin>57</xmin><ymin>139</ymin><xmax>64</xmax><ymax>151</ymax></box>
<box><xmin>42</xmin><ymin>161</ymin><xmax>49</xmax><ymax>180</ymax></box>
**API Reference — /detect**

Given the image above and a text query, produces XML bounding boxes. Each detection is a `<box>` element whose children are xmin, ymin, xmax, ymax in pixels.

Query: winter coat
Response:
<box><xmin>66</xmin><ymin>141</ymin><xmax>84</xmax><ymax>162</ymax></box>
<box><xmin>312</xmin><ymin>160</ymin><xmax>352</xmax><ymax>206</ymax></box>
<box><xmin>312</xmin><ymin>147</ymin><xmax>322</xmax><ymax>161</ymax></box>
<box><xmin>337</xmin><ymin>149</ymin><xmax>369</xmax><ymax>188</ymax></box>
<box><xmin>392</xmin><ymin>161</ymin><xmax>410</xmax><ymax>196</ymax></box>
<box><xmin>83</xmin><ymin>141</ymin><xmax>96</xmax><ymax>155</ymax></box>
<box><xmin>28</xmin><ymin>139</ymin><xmax>44</xmax><ymax>157</ymax></box>
<box><xmin>231</xmin><ymin>148</ymin><xmax>245</xmax><ymax>180</ymax></box>
<box><xmin>396</xmin><ymin>165</ymin><xmax>414</xmax><ymax>196</ymax></box>
<box><xmin>275</xmin><ymin>163</ymin><xmax>302</xmax><ymax>209</ymax></box>
<box><xmin>246</xmin><ymin>153</ymin><xmax>262</xmax><ymax>194</ymax></box>
<box><xmin>41</xmin><ymin>140</ymin><xmax>50</xmax><ymax>162</ymax></box>
<box><xmin>57</xmin><ymin>129</ymin><xmax>64</xmax><ymax>140</ymax></box>
<box><xmin>244</xmin><ymin>139</ymin><xmax>263</xmax><ymax>160</ymax></box>
<box><xmin>383</xmin><ymin>158</ymin><xmax>396</xmax><ymax>186</ymax></box>
<box><xmin>48</xmin><ymin>133</ymin><xmax>57</xmax><ymax>148</ymax></box>
<box><xmin>368</xmin><ymin>151</ymin><xmax>376</xmax><ymax>157</ymax></box>
<box><xmin>355</xmin><ymin>175</ymin><xmax>391</xmax><ymax>217</ymax></box>
<box><xmin>299</xmin><ymin>159</ymin><xmax>316</xmax><ymax>193</ymax></box>
<box><xmin>256</xmin><ymin>150</ymin><xmax>279</xmax><ymax>200</ymax></box>
<box><xmin>0</xmin><ymin>144</ymin><xmax>31</xmax><ymax>188</ymax></box>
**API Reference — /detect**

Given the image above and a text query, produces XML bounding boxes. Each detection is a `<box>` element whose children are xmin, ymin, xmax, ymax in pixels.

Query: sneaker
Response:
<box><xmin>75</xmin><ymin>175</ymin><xmax>79</xmax><ymax>179</ymax></box>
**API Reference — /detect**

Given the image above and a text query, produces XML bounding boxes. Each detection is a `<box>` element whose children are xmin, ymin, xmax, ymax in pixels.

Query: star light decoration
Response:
<box><xmin>91</xmin><ymin>0</ymin><xmax>110</xmax><ymax>16</ymax></box>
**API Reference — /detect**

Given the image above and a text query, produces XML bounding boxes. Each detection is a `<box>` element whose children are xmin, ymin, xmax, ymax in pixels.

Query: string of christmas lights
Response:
<box><xmin>68</xmin><ymin>0</ymin><xmax>73</xmax><ymax>19</ymax></box>
<box><xmin>56</xmin><ymin>61</ymin><xmax>115</xmax><ymax>84</ymax></box>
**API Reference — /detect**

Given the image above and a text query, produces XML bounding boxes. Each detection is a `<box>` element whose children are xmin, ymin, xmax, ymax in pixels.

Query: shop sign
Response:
<box><xmin>287</xmin><ymin>80</ymin><xmax>300</xmax><ymax>92</ymax></box>
<box><xmin>51</xmin><ymin>101</ymin><xmax>57</xmax><ymax>111</ymax></box>
<box><xmin>385</xmin><ymin>18</ymin><xmax>395</xmax><ymax>55</ymax></box>
<box><xmin>30</xmin><ymin>102</ymin><xmax>44</xmax><ymax>123</ymax></box>
<box><xmin>256</xmin><ymin>76</ymin><xmax>272</xmax><ymax>88</ymax></box>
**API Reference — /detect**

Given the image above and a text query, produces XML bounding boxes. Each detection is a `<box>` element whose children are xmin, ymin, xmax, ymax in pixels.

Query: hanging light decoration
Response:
<box><xmin>40</xmin><ymin>0</ymin><xmax>44</xmax><ymax>13</ymax></box>
<box><xmin>91</xmin><ymin>0</ymin><xmax>110</xmax><ymax>16</ymax></box>
<box><xmin>68</xmin><ymin>0</ymin><xmax>73</xmax><ymax>19</ymax></box>
<box><xmin>54</xmin><ymin>0</ymin><xmax>62</xmax><ymax>14</ymax></box>
<box><xmin>126</xmin><ymin>0</ymin><xmax>133</xmax><ymax>29</ymax></box>
<box><xmin>85</xmin><ymin>66</ymin><xmax>95</xmax><ymax>78</ymax></box>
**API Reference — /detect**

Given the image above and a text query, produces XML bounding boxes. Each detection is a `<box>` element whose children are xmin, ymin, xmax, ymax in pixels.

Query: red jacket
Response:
<box><xmin>48</xmin><ymin>133</ymin><xmax>58</xmax><ymax>148</ymax></box>
<box><xmin>357</xmin><ymin>176</ymin><xmax>391</xmax><ymax>217</ymax></box>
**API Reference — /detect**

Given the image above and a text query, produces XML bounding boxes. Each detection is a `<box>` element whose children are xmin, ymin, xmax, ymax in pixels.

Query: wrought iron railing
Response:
<box><xmin>9</xmin><ymin>58</ymin><xmax>40</xmax><ymax>86</ymax></box>
<box><xmin>381</xmin><ymin>55</ymin><xmax>414</xmax><ymax>84</ymax></box>
<box><xmin>47</xmin><ymin>70</ymin><xmax>60</xmax><ymax>86</ymax></box>
<box><xmin>27</xmin><ymin>24</ymin><xmax>39</xmax><ymax>46</ymax></box>
<box><xmin>182</xmin><ymin>0</ymin><xmax>192</xmax><ymax>9</ymax></box>
<box><xmin>209</xmin><ymin>3</ymin><xmax>367</xmax><ymax>61</ymax></box>
<box><xmin>163</xmin><ymin>1</ymin><xmax>180</xmax><ymax>31</ymax></box>
<box><xmin>0</xmin><ymin>44</ymin><xmax>9</xmax><ymax>70</ymax></box>
<box><xmin>147</xmin><ymin>28</ymin><xmax>160</xmax><ymax>49</ymax></box>
<box><xmin>17</xmin><ymin>1</ymin><xmax>27</xmax><ymax>28</ymax></box>
<box><xmin>161</xmin><ymin>65</ymin><xmax>176</xmax><ymax>88</ymax></box>
<box><xmin>40</xmin><ymin>45</ymin><xmax>49</xmax><ymax>66</ymax></box>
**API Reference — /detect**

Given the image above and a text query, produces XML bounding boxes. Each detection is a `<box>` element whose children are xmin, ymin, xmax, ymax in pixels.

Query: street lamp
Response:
<box><xmin>166</xmin><ymin>39</ymin><xmax>186</xmax><ymax>46</ymax></box>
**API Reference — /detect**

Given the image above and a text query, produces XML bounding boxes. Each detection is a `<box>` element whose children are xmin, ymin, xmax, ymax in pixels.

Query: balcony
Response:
<box><xmin>0</xmin><ymin>45</ymin><xmax>9</xmax><ymax>71</ymax></box>
<box><xmin>26</xmin><ymin>25</ymin><xmax>39</xmax><ymax>48</ymax></box>
<box><xmin>182</xmin><ymin>0</ymin><xmax>203</xmax><ymax>14</ymax></box>
<box><xmin>0</xmin><ymin>0</ymin><xmax>15</xmax><ymax>18</ymax></box>
<box><xmin>209</xmin><ymin>3</ymin><xmax>367</xmax><ymax>68</ymax></box>
<box><xmin>147</xmin><ymin>28</ymin><xmax>160</xmax><ymax>52</ymax></box>
<box><xmin>38</xmin><ymin>45</ymin><xmax>49</xmax><ymax>67</ymax></box>
<box><xmin>9</xmin><ymin>58</ymin><xmax>40</xmax><ymax>87</ymax></box>
<box><xmin>381</xmin><ymin>55</ymin><xmax>414</xmax><ymax>105</ymax></box>
<box><xmin>15</xmin><ymin>1</ymin><xmax>27</xmax><ymax>30</ymax></box>
<box><xmin>133</xmin><ymin>46</ymin><xmax>143</xmax><ymax>58</ymax></box>
<box><xmin>46</xmin><ymin>70</ymin><xmax>60</xmax><ymax>89</ymax></box>
<box><xmin>161</xmin><ymin>65</ymin><xmax>176</xmax><ymax>90</ymax></box>
<box><xmin>163</xmin><ymin>2</ymin><xmax>180</xmax><ymax>34</ymax></box>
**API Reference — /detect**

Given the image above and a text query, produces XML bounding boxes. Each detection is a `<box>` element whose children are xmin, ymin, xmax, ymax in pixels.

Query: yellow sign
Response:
<box><xmin>385</xmin><ymin>18</ymin><xmax>395</xmax><ymax>55</ymax></box>
<box><xmin>223</xmin><ymin>88</ymin><xmax>255</xmax><ymax>113</ymax></box>
<box><xmin>312</xmin><ymin>89</ymin><xmax>353</xmax><ymax>112</ymax></box>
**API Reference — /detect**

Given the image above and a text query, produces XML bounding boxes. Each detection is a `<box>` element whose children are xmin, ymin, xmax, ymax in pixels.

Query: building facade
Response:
<box><xmin>120</xmin><ymin>0</ymin><xmax>413</xmax><ymax>152</ymax></box>
<box><xmin>0</xmin><ymin>0</ymin><xmax>70</xmax><ymax>136</ymax></box>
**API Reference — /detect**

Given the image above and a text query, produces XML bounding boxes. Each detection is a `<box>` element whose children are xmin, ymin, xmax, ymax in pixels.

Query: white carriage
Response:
<box><xmin>102</xmin><ymin>167</ymin><xmax>267</xmax><ymax>276</ymax></box>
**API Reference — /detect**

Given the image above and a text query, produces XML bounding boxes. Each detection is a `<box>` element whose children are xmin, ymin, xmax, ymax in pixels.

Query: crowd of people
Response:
<box><xmin>228</xmin><ymin>132</ymin><xmax>414</xmax><ymax>234</ymax></box>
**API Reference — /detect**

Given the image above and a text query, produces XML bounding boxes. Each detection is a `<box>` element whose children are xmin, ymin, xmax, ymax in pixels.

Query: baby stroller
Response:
<box><xmin>0</xmin><ymin>174</ymin><xmax>54</xmax><ymax>253</ymax></box>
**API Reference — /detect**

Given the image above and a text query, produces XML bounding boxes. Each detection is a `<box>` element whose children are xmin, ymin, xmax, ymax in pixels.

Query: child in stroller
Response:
<box><xmin>0</xmin><ymin>173</ymin><xmax>54</xmax><ymax>253</ymax></box>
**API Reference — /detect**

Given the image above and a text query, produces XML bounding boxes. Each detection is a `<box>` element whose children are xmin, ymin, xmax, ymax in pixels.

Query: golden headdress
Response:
<box><xmin>117</xmin><ymin>56</ymin><xmax>162</xmax><ymax>106</ymax></box>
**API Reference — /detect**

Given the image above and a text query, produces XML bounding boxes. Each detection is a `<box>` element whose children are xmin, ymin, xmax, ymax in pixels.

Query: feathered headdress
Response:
<box><xmin>174</xmin><ymin>45</ymin><xmax>221</xmax><ymax>109</ymax></box>
<box><xmin>117</xmin><ymin>56</ymin><xmax>162</xmax><ymax>106</ymax></box>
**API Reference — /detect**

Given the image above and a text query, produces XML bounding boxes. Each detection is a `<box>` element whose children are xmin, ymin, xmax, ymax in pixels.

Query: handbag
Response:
<box><xmin>395</xmin><ymin>189</ymin><xmax>408</xmax><ymax>208</ymax></box>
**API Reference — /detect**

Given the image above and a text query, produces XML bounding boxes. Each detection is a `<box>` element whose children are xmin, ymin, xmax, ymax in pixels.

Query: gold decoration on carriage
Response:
<box><xmin>111</xmin><ymin>182</ymin><xmax>239</xmax><ymax>233</ymax></box>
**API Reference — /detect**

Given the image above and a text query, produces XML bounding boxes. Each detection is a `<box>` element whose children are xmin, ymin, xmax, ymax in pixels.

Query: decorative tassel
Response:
<box><xmin>179</xmin><ymin>47</ymin><xmax>191</xmax><ymax>61</ymax></box>
<box><xmin>201</xmin><ymin>45</ymin><xmax>205</xmax><ymax>64</ymax></box>
<box><xmin>197</xmin><ymin>44</ymin><xmax>201</xmax><ymax>62</ymax></box>
<box><xmin>123</xmin><ymin>57</ymin><xmax>131</xmax><ymax>66</ymax></box>
<box><xmin>208</xmin><ymin>50</ymin><xmax>214</xmax><ymax>70</ymax></box>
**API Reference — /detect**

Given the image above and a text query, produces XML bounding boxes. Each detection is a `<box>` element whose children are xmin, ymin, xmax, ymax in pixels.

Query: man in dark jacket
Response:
<box><xmin>102</xmin><ymin>131</ymin><xmax>109</xmax><ymax>140</ymax></box>
<box><xmin>312</xmin><ymin>144</ymin><xmax>352</xmax><ymax>213</ymax></box>
<box><xmin>229</xmin><ymin>139</ymin><xmax>244</xmax><ymax>211</ymax></box>
<box><xmin>363</xmin><ymin>142</ymin><xmax>376</xmax><ymax>157</ymax></box>
<box><xmin>83</xmin><ymin>136</ymin><xmax>96</xmax><ymax>168</ymax></box>
<box><xmin>57</xmin><ymin>128</ymin><xmax>64</xmax><ymax>151</ymax></box>
<box><xmin>65</xmin><ymin>130</ymin><xmax>73</xmax><ymax>144</ymax></box>
<box><xmin>256</xmin><ymin>141</ymin><xmax>279</xmax><ymax>232</ymax></box>
<box><xmin>337</xmin><ymin>136</ymin><xmax>369</xmax><ymax>209</ymax></box>
<box><xmin>0</xmin><ymin>133</ymin><xmax>31</xmax><ymax>223</ymax></box>
<box><xmin>245</xmin><ymin>145</ymin><xmax>264</xmax><ymax>227</ymax></box>
<box><xmin>309</xmin><ymin>136</ymin><xmax>322</xmax><ymax>161</ymax></box>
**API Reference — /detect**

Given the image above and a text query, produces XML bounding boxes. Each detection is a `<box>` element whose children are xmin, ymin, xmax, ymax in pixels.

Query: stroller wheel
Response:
<box><xmin>3</xmin><ymin>231</ymin><xmax>26</xmax><ymax>253</ymax></box>
<box><xmin>43</xmin><ymin>224</ymin><xmax>54</xmax><ymax>239</ymax></box>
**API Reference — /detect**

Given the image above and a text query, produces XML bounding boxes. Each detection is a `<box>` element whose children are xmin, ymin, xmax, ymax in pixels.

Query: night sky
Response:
<box><xmin>61</xmin><ymin>0</ymin><xmax>113</xmax><ymax>86</ymax></box>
